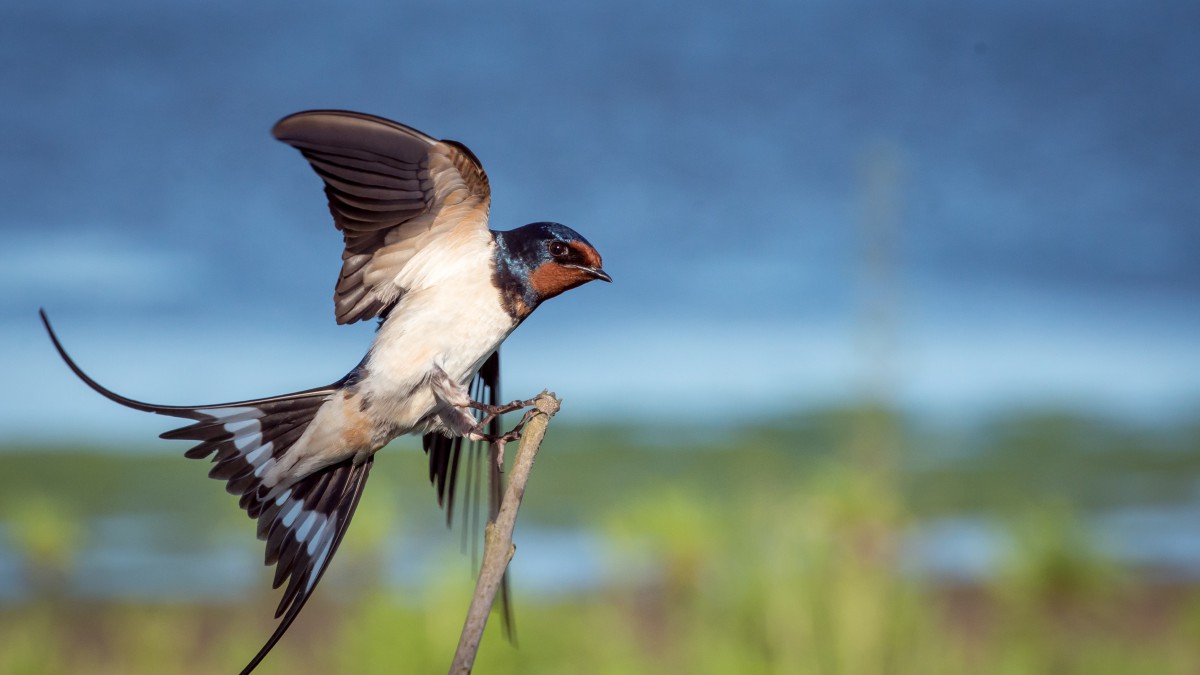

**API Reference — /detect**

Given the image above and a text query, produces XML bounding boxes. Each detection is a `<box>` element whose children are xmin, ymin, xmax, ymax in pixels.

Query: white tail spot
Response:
<box><xmin>282</xmin><ymin>501</ymin><xmax>304</xmax><ymax>528</ymax></box>
<box><xmin>245</xmin><ymin>443</ymin><xmax>273</xmax><ymax>465</ymax></box>
<box><xmin>295</xmin><ymin>512</ymin><xmax>319</xmax><ymax>542</ymax></box>
<box><xmin>224</xmin><ymin>418</ymin><xmax>260</xmax><ymax>435</ymax></box>
<box><xmin>200</xmin><ymin>406</ymin><xmax>261</xmax><ymax>422</ymax></box>
<box><xmin>307</xmin><ymin>519</ymin><xmax>330</xmax><ymax>555</ymax></box>
<box><xmin>234</xmin><ymin>431</ymin><xmax>263</xmax><ymax>452</ymax></box>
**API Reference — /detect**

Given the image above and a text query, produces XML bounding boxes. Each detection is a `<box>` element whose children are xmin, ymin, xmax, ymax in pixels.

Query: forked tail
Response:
<box><xmin>40</xmin><ymin>310</ymin><xmax>373</xmax><ymax>674</ymax></box>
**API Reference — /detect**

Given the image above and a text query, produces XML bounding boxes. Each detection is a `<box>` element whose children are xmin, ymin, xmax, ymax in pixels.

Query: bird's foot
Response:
<box><xmin>467</xmin><ymin>406</ymin><xmax>537</xmax><ymax>446</ymax></box>
<box><xmin>467</xmin><ymin>397</ymin><xmax>539</xmax><ymax>435</ymax></box>
<box><xmin>466</xmin><ymin>407</ymin><xmax>537</xmax><ymax>473</ymax></box>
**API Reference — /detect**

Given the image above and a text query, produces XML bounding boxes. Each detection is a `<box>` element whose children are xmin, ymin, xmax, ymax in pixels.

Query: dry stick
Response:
<box><xmin>449</xmin><ymin>391</ymin><xmax>561</xmax><ymax>675</ymax></box>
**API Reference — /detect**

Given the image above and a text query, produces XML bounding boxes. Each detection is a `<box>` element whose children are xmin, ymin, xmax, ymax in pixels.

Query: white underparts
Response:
<box><xmin>356</xmin><ymin>229</ymin><xmax>517</xmax><ymax>439</ymax></box>
<box><xmin>233</xmin><ymin>228</ymin><xmax>517</xmax><ymax>492</ymax></box>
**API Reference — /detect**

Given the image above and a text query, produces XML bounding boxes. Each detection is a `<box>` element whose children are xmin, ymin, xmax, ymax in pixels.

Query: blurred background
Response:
<box><xmin>2</xmin><ymin>0</ymin><xmax>1198</xmax><ymax>673</ymax></box>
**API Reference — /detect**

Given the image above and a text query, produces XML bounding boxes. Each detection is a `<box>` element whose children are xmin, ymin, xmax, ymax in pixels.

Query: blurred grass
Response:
<box><xmin>1</xmin><ymin>406</ymin><xmax>1198</xmax><ymax>674</ymax></box>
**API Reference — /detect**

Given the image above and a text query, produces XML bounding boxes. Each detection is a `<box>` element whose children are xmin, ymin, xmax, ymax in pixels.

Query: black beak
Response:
<box><xmin>588</xmin><ymin>267</ymin><xmax>613</xmax><ymax>283</ymax></box>
<box><xmin>567</xmin><ymin>263</ymin><xmax>612</xmax><ymax>283</ymax></box>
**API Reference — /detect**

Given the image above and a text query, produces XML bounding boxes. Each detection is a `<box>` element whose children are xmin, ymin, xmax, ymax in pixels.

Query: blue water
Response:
<box><xmin>1</xmin><ymin>0</ymin><xmax>1198</xmax><ymax>440</ymax></box>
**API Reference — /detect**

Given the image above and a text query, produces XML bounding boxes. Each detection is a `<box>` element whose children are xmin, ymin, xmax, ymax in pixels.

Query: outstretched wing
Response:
<box><xmin>422</xmin><ymin>350</ymin><xmax>515</xmax><ymax>639</ymax></box>
<box><xmin>272</xmin><ymin>110</ymin><xmax>491</xmax><ymax>325</ymax></box>
<box><xmin>41</xmin><ymin>310</ymin><xmax>374</xmax><ymax>674</ymax></box>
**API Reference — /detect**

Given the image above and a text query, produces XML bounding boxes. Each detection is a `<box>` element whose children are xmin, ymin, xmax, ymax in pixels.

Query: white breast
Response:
<box><xmin>259</xmin><ymin>228</ymin><xmax>516</xmax><ymax>486</ymax></box>
<box><xmin>358</xmin><ymin>228</ymin><xmax>516</xmax><ymax>435</ymax></box>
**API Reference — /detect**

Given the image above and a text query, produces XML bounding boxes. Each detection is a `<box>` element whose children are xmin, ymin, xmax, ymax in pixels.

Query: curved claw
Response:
<box><xmin>469</xmin><ymin>408</ymin><xmax>537</xmax><ymax>446</ymax></box>
<box><xmin>467</xmin><ymin>397</ymin><xmax>538</xmax><ymax>435</ymax></box>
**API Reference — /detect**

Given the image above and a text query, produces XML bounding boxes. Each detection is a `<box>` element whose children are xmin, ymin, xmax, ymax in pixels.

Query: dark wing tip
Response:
<box><xmin>442</xmin><ymin>138</ymin><xmax>484</xmax><ymax>173</ymax></box>
<box><xmin>272</xmin><ymin>110</ymin><xmax>438</xmax><ymax>156</ymax></box>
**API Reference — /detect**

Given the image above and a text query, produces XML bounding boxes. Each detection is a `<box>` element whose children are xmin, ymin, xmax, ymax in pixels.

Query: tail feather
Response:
<box><xmin>40</xmin><ymin>310</ymin><xmax>373</xmax><ymax>674</ymax></box>
<box><xmin>422</xmin><ymin>350</ymin><xmax>517</xmax><ymax>642</ymax></box>
<box><xmin>240</xmin><ymin>457</ymin><xmax>372</xmax><ymax>675</ymax></box>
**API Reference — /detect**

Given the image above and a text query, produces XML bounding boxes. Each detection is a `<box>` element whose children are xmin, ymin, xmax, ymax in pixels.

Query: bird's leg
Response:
<box><xmin>467</xmin><ymin>405</ymin><xmax>537</xmax><ymax>445</ymax></box>
<box><xmin>429</xmin><ymin>365</ymin><xmax>484</xmax><ymax>438</ymax></box>
<box><xmin>471</xmin><ymin>407</ymin><xmax>538</xmax><ymax>474</ymax></box>
<box><xmin>429</xmin><ymin>365</ymin><xmax>538</xmax><ymax>444</ymax></box>
<box><xmin>467</xmin><ymin>397</ymin><xmax>539</xmax><ymax>434</ymax></box>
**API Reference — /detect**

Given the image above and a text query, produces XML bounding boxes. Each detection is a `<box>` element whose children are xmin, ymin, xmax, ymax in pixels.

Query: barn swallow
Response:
<box><xmin>40</xmin><ymin>110</ymin><xmax>609</xmax><ymax>674</ymax></box>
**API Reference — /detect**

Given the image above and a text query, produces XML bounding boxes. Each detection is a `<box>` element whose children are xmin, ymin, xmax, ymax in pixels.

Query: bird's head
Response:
<box><xmin>493</xmin><ymin>222</ymin><xmax>610</xmax><ymax>318</ymax></box>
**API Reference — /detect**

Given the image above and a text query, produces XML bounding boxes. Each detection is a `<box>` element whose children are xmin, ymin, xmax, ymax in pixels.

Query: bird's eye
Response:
<box><xmin>548</xmin><ymin>241</ymin><xmax>570</xmax><ymax>258</ymax></box>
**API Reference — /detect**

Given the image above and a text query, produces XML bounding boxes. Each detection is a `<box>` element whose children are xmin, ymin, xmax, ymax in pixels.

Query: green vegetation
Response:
<box><xmin>1</xmin><ymin>406</ymin><xmax>1198</xmax><ymax>673</ymax></box>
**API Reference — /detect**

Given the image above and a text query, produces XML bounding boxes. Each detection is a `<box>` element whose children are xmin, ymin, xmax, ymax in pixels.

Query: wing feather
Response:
<box><xmin>273</xmin><ymin>110</ymin><xmax>491</xmax><ymax>325</ymax></box>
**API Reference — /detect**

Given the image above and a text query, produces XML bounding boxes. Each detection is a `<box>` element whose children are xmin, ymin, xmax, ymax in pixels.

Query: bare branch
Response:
<box><xmin>448</xmin><ymin>391</ymin><xmax>561</xmax><ymax>675</ymax></box>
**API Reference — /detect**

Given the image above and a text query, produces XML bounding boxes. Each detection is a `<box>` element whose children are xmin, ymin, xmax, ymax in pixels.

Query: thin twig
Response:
<box><xmin>448</xmin><ymin>391</ymin><xmax>561</xmax><ymax>675</ymax></box>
